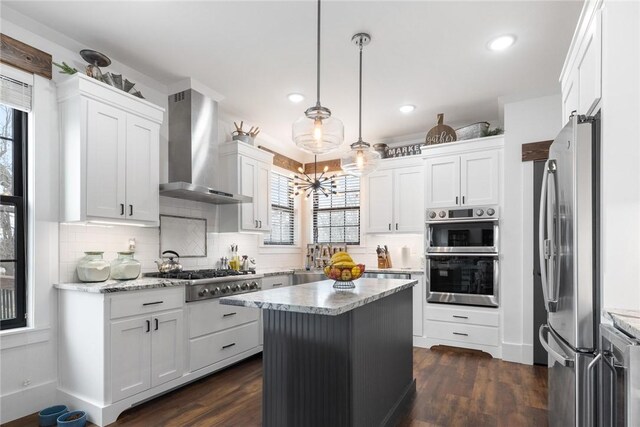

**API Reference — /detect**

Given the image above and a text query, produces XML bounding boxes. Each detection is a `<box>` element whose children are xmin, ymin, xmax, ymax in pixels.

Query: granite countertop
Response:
<box><xmin>54</xmin><ymin>278</ymin><xmax>188</xmax><ymax>293</ymax></box>
<box><xmin>605</xmin><ymin>309</ymin><xmax>640</xmax><ymax>340</ymax></box>
<box><xmin>257</xmin><ymin>268</ymin><xmax>423</xmax><ymax>276</ymax></box>
<box><xmin>364</xmin><ymin>268</ymin><xmax>424</xmax><ymax>275</ymax></box>
<box><xmin>220</xmin><ymin>278</ymin><xmax>417</xmax><ymax>316</ymax></box>
<box><xmin>257</xmin><ymin>268</ymin><xmax>296</xmax><ymax>277</ymax></box>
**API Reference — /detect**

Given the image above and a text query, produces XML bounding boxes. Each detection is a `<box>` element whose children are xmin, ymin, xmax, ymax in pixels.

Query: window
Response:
<box><xmin>264</xmin><ymin>172</ymin><xmax>295</xmax><ymax>245</ymax></box>
<box><xmin>1</xmin><ymin>104</ymin><xmax>27</xmax><ymax>330</ymax></box>
<box><xmin>313</xmin><ymin>175</ymin><xmax>360</xmax><ymax>245</ymax></box>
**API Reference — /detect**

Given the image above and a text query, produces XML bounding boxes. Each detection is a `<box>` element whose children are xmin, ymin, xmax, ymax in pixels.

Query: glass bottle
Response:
<box><xmin>76</xmin><ymin>251</ymin><xmax>110</xmax><ymax>282</ymax></box>
<box><xmin>110</xmin><ymin>251</ymin><xmax>141</xmax><ymax>280</ymax></box>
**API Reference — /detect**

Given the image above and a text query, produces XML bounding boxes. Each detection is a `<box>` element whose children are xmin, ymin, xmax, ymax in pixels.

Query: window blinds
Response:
<box><xmin>313</xmin><ymin>175</ymin><xmax>360</xmax><ymax>245</ymax></box>
<box><xmin>265</xmin><ymin>172</ymin><xmax>295</xmax><ymax>245</ymax></box>
<box><xmin>0</xmin><ymin>75</ymin><xmax>32</xmax><ymax>113</ymax></box>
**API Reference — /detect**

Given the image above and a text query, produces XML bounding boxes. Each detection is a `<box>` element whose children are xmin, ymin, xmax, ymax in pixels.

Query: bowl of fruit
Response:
<box><xmin>323</xmin><ymin>251</ymin><xmax>365</xmax><ymax>289</ymax></box>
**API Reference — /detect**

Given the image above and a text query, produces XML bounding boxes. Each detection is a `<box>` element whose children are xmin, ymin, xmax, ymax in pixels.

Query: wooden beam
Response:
<box><xmin>0</xmin><ymin>34</ymin><xmax>52</xmax><ymax>80</ymax></box>
<box><xmin>522</xmin><ymin>140</ymin><xmax>553</xmax><ymax>162</ymax></box>
<box><xmin>304</xmin><ymin>159</ymin><xmax>342</xmax><ymax>175</ymax></box>
<box><xmin>258</xmin><ymin>146</ymin><xmax>304</xmax><ymax>174</ymax></box>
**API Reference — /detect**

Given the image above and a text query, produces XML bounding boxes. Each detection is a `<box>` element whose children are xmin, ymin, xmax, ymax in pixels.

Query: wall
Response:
<box><xmin>501</xmin><ymin>94</ymin><xmax>562</xmax><ymax>364</ymax></box>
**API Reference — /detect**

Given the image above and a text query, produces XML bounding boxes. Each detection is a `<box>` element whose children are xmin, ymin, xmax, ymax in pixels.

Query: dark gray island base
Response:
<box><xmin>221</xmin><ymin>278</ymin><xmax>417</xmax><ymax>427</ymax></box>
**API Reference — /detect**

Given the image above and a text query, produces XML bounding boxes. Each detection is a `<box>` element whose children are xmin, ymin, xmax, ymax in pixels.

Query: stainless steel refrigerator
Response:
<box><xmin>538</xmin><ymin>113</ymin><xmax>600</xmax><ymax>427</ymax></box>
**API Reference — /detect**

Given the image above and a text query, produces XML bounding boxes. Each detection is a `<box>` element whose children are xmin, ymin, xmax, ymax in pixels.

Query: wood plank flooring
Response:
<box><xmin>2</xmin><ymin>346</ymin><xmax>547</xmax><ymax>427</ymax></box>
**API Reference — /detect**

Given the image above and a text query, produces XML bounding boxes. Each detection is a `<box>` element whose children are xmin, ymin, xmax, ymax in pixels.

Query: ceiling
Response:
<box><xmin>5</xmin><ymin>1</ymin><xmax>582</xmax><ymax>148</ymax></box>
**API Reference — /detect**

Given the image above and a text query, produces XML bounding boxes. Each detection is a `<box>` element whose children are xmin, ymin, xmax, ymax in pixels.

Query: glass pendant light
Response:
<box><xmin>292</xmin><ymin>0</ymin><xmax>344</xmax><ymax>155</ymax></box>
<box><xmin>341</xmin><ymin>33</ymin><xmax>380</xmax><ymax>176</ymax></box>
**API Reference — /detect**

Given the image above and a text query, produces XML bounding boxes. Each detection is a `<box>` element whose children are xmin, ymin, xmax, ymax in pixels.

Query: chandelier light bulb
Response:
<box><xmin>313</xmin><ymin>118</ymin><xmax>323</xmax><ymax>141</ymax></box>
<box><xmin>356</xmin><ymin>150</ymin><xmax>365</xmax><ymax>169</ymax></box>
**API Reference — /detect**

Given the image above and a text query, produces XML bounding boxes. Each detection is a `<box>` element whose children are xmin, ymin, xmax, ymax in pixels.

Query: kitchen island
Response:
<box><xmin>221</xmin><ymin>278</ymin><xmax>417</xmax><ymax>427</ymax></box>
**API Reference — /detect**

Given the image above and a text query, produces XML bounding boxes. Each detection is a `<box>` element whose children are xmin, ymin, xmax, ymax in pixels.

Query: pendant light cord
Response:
<box><xmin>316</xmin><ymin>0</ymin><xmax>321</xmax><ymax>107</ymax></box>
<box><xmin>358</xmin><ymin>38</ymin><xmax>363</xmax><ymax>142</ymax></box>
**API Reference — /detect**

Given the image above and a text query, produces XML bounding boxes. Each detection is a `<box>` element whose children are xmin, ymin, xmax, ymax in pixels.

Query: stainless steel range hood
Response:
<box><xmin>159</xmin><ymin>88</ymin><xmax>251</xmax><ymax>204</ymax></box>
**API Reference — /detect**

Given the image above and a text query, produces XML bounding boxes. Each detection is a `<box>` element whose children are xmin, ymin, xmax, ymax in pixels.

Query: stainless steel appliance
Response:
<box><xmin>600</xmin><ymin>324</ymin><xmax>640</xmax><ymax>426</ymax></box>
<box><xmin>426</xmin><ymin>206</ymin><xmax>499</xmax><ymax>307</ymax></box>
<box><xmin>538</xmin><ymin>114</ymin><xmax>599</xmax><ymax>427</ymax></box>
<box><xmin>426</xmin><ymin>206</ymin><xmax>499</xmax><ymax>253</ymax></box>
<box><xmin>146</xmin><ymin>269</ymin><xmax>263</xmax><ymax>302</ymax></box>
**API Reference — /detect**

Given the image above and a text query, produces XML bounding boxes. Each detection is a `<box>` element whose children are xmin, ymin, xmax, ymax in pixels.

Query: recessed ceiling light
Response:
<box><xmin>287</xmin><ymin>93</ymin><xmax>305</xmax><ymax>103</ymax></box>
<box><xmin>488</xmin><ymin>35</ymin><xmax>516</xmax><ymax>51</ymax></box>
<box><xmin>399</xmin><ymin>105</ymin><xmax>416</xmax><ymax>113</ymax></box>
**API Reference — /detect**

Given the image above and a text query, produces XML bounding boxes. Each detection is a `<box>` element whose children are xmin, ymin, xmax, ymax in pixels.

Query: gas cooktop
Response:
<box><xmin>146</xmin><ymin>269</ymin><xmax>257</xmax><ymax>281</ymax></box>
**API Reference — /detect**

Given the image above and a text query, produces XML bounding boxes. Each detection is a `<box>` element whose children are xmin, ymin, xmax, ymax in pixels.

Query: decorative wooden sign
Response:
<box><xmin>425</xmin><ymin>113</ymin><xmax>456</xmax><ymax>146</ymax></box>
<box><xmin>385</xmin><ymin>143</ymin><xmax>423</xmax><ymax>158</ymax></box>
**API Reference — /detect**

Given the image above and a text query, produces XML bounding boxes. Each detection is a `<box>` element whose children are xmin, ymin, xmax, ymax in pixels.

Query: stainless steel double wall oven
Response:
<box><xmin>425</xmin><ymin>206</ymin><xmax>499</xmax><ymax>307</ymax></box>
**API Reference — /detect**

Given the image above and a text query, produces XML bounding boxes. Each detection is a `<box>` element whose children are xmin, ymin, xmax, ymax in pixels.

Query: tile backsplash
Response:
<box><xmin>58</xmin><ymin>197</ymin><xmax>303</xmax><ymax>283</ymax></box>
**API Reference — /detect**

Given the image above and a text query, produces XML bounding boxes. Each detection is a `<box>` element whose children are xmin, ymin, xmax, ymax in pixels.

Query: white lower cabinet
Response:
<box><xmin>187</xmin><ymin>298</ymin><xmax>260</xmax><ymax>372</ymax></box>
<box><xmin>150</xmin><ymin>310</ymin><xmax>184</xmax><ymax>387</ymax></box>
<box><xmin>424</xmin><ymin>303</ymin><xmax>500</xmax><ymax>357</ymax></box>
<box><xmin>110</xmin><ymin>316</ymin><xmax>152</xmax><ymax>402</ymax></box>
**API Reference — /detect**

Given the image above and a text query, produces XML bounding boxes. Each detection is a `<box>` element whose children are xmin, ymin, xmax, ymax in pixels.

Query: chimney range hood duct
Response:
<box><xmin>159</xmin><ymin>89</ymin><xmax>251</xmax><ymax>204</ymax></box>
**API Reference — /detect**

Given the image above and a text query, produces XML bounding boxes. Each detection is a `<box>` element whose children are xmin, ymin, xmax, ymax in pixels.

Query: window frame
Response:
<box><xmin>312</xmin><ymin>174</ymin><xmax>361</xmax><ymax>246</ymax></box>
<box><xmin>264</xmin><ymin>171</ymin><xmax>295</xmax><ymax>246</ymax></box>
<box><xmin>0</xmin><ymin>107</ymin><xmax>27</xmax><ymax>330</ymax></box>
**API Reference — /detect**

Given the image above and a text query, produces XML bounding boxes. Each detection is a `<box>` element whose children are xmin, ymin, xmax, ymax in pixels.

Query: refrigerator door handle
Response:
<box><xmin>586</xmin><ymin>352</ymin><xmax>602</xmax><ymax>427</ymax></box>
<box><xmin>539</xmin><ymin>324</ymin><xmax>574</xmax><ymax>367</ymax></box>
<box><xmin>602</xmin><ymin>351</ymin><xmax>618</xmax><ymax>427</ymax></box>
<box><xmin>538</xmin><ymin>160</ymin><xmax>558</xmax><ymax>312</ymax></box>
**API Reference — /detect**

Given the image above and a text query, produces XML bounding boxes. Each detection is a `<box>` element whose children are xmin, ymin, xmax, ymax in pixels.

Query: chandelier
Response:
<box><xmin>341</xmin><ymin>32</ymin><xmax>381</xmax><ymax>176</ymax></box>
<box><xmin>290</xmin><ymin>156</ymin><xmax>339</xmax><ymax>199</ymax></box>
<box><xmin>291</xmin><ymin>0</ymin><xmax>344</xmax><ymax>155</ymax></box>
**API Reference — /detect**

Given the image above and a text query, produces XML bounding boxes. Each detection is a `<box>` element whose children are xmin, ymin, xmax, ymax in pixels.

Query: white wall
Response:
<box><xmin>501</xmin><ymin>94</ymin><xmax>562</xmax><ymax>364</ymax></box>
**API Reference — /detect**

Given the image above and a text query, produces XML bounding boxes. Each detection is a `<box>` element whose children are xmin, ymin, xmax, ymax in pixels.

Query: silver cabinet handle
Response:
<box><xmin>539</xmin><ymin>324</ymin><xmax>574</xmax><ymax>367</ymax></box>
<box><xmin>452</xmin><ymin>332</ymin><xmax>468</xmax><ymax>336</ymax></box>
<box><xmin>452</xmin><ymin>315</ymin><xmax>468</xmax><ymax>319</ymax></box>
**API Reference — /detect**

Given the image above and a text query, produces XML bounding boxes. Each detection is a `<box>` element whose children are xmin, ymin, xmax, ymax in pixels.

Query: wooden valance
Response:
<box><xmin>304</xmin><ymin>159</ymin><xmax>342</xmax><ymax>174</ymax></box>
<box><xmin>0</xmin><ymin>33</ymin><xmax>52</xmax><ymax>80</ymax></box>
<box><xmin>258</xmin><ymin>145</ymin><xmax>304</xmax><ymax>174</ymax></box>
<box><xmin>522</xmin><ymin>140</ymin><xmax>553</xmax><ymax>162</ymax></box>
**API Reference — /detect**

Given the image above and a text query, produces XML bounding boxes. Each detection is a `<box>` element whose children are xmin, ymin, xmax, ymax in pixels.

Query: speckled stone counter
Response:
<box><xmin>605</xmin><ymin>309</ymin><xmax>640</xmax><ymax>340</ymax></box>
<box><xmin>220</xmin><ymin>278</ymin><xmax>416</xmax><ymax>316</ymax></box>
<box><xmin>54</xmin><ymin>277</ymin><xmax>188</xmax><ymax>293</ymax></box>
<box><xmin>364</xmin><ymin>268</ymin><xmax>424</xmax><ymax>275</ymax></box>
<box><xmin>257</xmin><ymin>268</ymin><xmax>296</xmax><ymax>277</ymax></box>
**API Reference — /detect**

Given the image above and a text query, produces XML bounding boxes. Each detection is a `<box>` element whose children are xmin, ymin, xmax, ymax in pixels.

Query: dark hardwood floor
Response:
<box><xmin>3</xmin><ymin>346</ymin><xmax>547</xmax><ymax>427</ymax></box>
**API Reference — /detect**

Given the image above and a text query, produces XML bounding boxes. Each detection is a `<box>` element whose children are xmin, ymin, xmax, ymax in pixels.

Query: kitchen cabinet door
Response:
<box><xmin>366</xmin><ymin>170</ymin><xmax>394</xmax><ymax>233</ymax></box>
<box><xmin>256</xmin><ymin>161</ymin><xmax>272</xmax><ymax>232</ymax></box>
<box><xmin>577</xmin><ymin>10</ymin><xmax>602</xmax><ymax>116</ymax></box>
<box><xmin>394</xmin><ymin>166</ymin><xmax>424</xmax><ymax>232</ymax></box>
<box><xmin>151</xmin><ymin>310</ymin><xmax>184</xmax><ymax>388</ymax></box>
<box><xmin>125</xmin><ymin>115</ymin><xmax>160</xmax><ymax>222</ymax></box>
<box><xmin>240</xmin><ymin>156</ymin><xmax>258</xmax><ymax>230</ymax></box>
<box><xmin>563</xmin><ymin>69</ymin><xmax>579</xmax><ymax>123</ymax></box>
<box><xmin>110</xmin><ymin>316</ymin><xmax>151</xmax><ymax>402</ymax></box>
<box><xmin>425</xmin><ymin>156</ymin><xmax>460</xmax><ymax>209</ymax></box>
<box><xmin>413</xmin><ymin>276</ymin><xmax>424</xmax><ymax>337</ymax></box>
<box><xmin>86</xmin><ymin>99</ymin><xmax>127</xmax><ymax>219</ymax></box>
<box><xmin>460</xmin><ymin>151</ymin><xmax>499</xmax><ymax>206</ymax></box>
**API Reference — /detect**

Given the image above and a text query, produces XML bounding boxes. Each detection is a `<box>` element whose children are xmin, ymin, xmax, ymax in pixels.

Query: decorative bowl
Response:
<box><xmin>324</xmin><ymin>264</ymin><xmax>365</xmax><ymax>289</ymax></box>
<box><xmin>57</xmin><ymin>410</ymin><xmax>86</xmax><ymax>427</ymax></box>
<box><xmin>38</xmin><ymin>405</ymin><xmax>68</xmax><ymax>427</ymax></box>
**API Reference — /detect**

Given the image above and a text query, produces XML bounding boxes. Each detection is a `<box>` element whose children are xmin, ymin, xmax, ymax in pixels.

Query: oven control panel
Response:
<box><xmin>426</xmin><ymin>205</ymin><xmax>499</xmax><ymax>222</ymax></box>
<box><xmin>187</xmin><ymin>279</ymin><xmax>262</xmax><ymax>302</ymax></box>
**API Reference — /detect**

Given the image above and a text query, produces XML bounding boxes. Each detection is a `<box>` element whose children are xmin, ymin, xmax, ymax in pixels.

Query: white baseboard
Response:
<box><xmin>0</xmin><ymin>380</ymin><xmax>57</xmax><ymax>424</ymax></box>
<box><xmin>501</xmin><ymin>341</ymin><xmax>534</xmax><ymax>364</ymax></box>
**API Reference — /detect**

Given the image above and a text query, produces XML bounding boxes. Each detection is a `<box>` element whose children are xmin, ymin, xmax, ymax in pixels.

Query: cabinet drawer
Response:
<box><xmin>188</xmin><ymin>299</ymin><xmax>259</xmax><ymax>338</ymax></box>
<box><xmin>189</xmin><ymin>322</ymin><xmax>259</xmax><ymax>372</ymax></box>
<box><xmin>426</xmin><ymin>320</ymin><xmax>499</xmax><ymax>346</ymax></box>
<box><xmin>262</xmin><ymin>275</ymin><xmax>291</xmax><ymax>290</ymax></box>
<box><xmin>110</xmin><ymin>288</ymin><xmax>183</xmax><ymax>319</ymax></box>
<box><xmin>425</xmin><ymin>304</ymin><xmax>499</xmax><ymax>327</ymax></box>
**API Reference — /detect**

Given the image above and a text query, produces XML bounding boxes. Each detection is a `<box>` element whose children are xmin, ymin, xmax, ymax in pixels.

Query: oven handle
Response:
<box><xmin>426</xmin><ymin>253</ymin><xmax>499</xmax><ymax>258</ymax></box>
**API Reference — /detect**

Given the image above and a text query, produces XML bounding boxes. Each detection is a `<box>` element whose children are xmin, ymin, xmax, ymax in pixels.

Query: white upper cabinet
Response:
<box><xmin>561</xmin><ymin>4</ymin><xmax>602</xmax><ymax>120</ymax></box>
<box><xmin>58</xmin><ymin>74</ymin><xmax>164</xmax><ymax>226</ymax></box>
<box><xmin>460</xmin><ymin>150</ymin><xmax>499</xmax><ymax>206</ymax></box>
<box><xmin>365</xmin><ymin>161</ymin><xmax>424</xmax><ymax>234</ymax></box>
<box><xmin>218</xmin><ymin>141</ymin><xmax>274</xmax><ymax>232</ymax></box>
<box><xmin>425</xmin><ymin>147</ymin><xmax>501</xmax><ymax>209</ymax></box>
<box><xmin>425</xmin><ymin>155</ymin><xmax>460</xmax><ymax>208</ymax></box>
